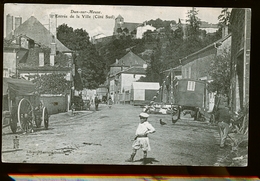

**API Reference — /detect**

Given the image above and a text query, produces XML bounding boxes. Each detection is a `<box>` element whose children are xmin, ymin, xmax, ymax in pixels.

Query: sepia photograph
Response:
<box><xmin>2</xmin><ymin>3</ymin><xmax>250</xmax><ymax>167</ymax></box>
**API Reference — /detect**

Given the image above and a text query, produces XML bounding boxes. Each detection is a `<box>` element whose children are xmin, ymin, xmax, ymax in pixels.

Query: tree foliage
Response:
<box><xmin>207</xmin><ymin>47</ymin><xmax>231</xmax><ymax>96</ymax></box>
<box><xmin>76</xmin><ymin>44</ymin><xmax>106</xmax><ymax>89</ymax></box>
<box><xmin>57</xmin><ymin>24</ymin><xmax>90</xmax><ymax>50</ymax></box>
<box><xmin>146</xmin><ymin>18</ymin><xmax>176</xmax><ymax>29</ymax></box>
<box><xmin>32</xmin><ymin>74</ymin><xmax>71</xmax><ymax>94</ymax></box>
<box><xmin>218</xmin><ymin>8</ymin><xmax>231</xmax><ymax>27</ymax></box>
<box><xmin>57</xmin><ymin>24</ymin><xmax>106</xmax><ymax>89</ymax></box>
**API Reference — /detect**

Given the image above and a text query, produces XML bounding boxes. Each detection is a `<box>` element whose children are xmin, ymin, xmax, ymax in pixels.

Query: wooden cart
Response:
<box><xmin>171</xmin><ymin>79</ymin><xmax>206</xmax><ymax>123</ymax></box>
<box><xmin>2</xmin><ymin>78</ymin><xmax>49</xmax><ymax>133</ymax></box>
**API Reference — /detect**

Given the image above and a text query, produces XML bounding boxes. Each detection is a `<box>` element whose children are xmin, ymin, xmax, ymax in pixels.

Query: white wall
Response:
<box><xmin>3</xmin><ymin>52</ymin><xmax>16</xmax><ymax>77</ymax></box>
<box><xmin>216</xmin><ymin>36</ymin><xmax>231</xmax><ymax>56</ymax></box>
<box><xmin>136</xmin><ymin>25</ymin><xmax>156</xmax><ymax>39</ymax></box>
<box><xmin>121</xmin><ymin>73</ymin><xmax>144</xmax><ymax>92</ymax></box>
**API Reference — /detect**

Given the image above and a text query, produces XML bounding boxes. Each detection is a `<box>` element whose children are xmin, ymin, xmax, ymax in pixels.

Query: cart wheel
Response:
<box><xmin>42</xmin><ymin>107</ymin><xmax>49</xmax><ymax>129</ymax></box>
<box><xmin>18</xmin><ymin>98</ymin><xmax>33</xmax><ymax>132</ymax></box>
<box><xmin>172</xmin><ymin>106</ymin><xmax>180</xmax><ymax>123</ymax></box>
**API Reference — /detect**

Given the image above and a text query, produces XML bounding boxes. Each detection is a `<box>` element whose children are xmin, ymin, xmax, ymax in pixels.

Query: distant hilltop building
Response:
<box><xmin>200</xmin><ymin>21</ymin><xmax>219</xmax><ymax>33</ymax></box>
<box><xmin>136</xmin><ymin>22</ymin><xmax>156</xmax><ymax>39</ymax></box>
<box><xmin>113</xmin><ymin>15</ymin><xmax>141</xmax><ymax>36</ymax></box>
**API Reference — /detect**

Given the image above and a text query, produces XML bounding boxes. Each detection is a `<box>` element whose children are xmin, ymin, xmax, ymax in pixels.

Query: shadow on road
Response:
<box><xmin>135</xmin><ymin>157</ymin><xmax>159</xmax><ymax>164</ymax></box>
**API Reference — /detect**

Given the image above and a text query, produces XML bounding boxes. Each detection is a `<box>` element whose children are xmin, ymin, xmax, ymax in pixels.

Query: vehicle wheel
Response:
<box><xmin>172</xmin><ymin>106</ymin><xmax>180</xmax><ymax>123</ymax></box>
<box><xmin>18</xmin><ymin>98</ymin><xmax>33</xmax><ymax>132</ymax></box>
<box><xmin>42</xmin><ymin>107</ymin><xmax>49</xmax><ymax>129</ymax></box>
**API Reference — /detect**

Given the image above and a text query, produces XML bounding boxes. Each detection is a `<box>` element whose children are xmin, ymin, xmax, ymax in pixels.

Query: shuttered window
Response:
<box><xmin>187</xmin><ymin>81</ymin><xmax>195</xmax><ymax>91</ymax></box>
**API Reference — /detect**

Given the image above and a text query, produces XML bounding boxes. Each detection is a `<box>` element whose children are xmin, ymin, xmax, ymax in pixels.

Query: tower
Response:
<box><xmin>113</xmin><ymin>15</ymin><xmax>124</xmax><ymax>35</ymax></box>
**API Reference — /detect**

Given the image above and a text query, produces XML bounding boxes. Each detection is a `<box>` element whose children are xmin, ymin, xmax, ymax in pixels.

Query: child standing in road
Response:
<box><xmin>125</xmin><ymin>112</ymin><xmax>155</xmax><ymax>165</ymax></box>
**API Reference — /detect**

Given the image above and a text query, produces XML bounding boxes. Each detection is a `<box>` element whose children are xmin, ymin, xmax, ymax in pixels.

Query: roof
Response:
<box><xmin>132</xmin><ymin>82</ymin><xmax>160</xmax><ymax>90</ymax></box>
<box><xmin>123</xmin><ymin>22</ymin><xmax>141</xmax><ymax>32</ymax></box>
<box><xmin>180</xmin><ymin>34</ymin><xmax>232</xmax><ymax>65</ymax></box>
<box><xmin>116</xmin><ymin>15</ymin><xmax>124</xmax><ymax>19</ymax></box>
<box><xmin>17</xmin><ymin>66</ymin><xmax>71</xmax><ymax>72</ymax></box>
<box><xmin>121</xmin><ymin>67</ymin><xmax>146</xmax><ymax>74</ymax></box>
<box><xmin>110</xmin><ymin>51</ymin><xmax>146</xmax><ymax>67</ymax></box>
<box><xmin>3</xmin><ymin>77</ymin><xmax>35</xmax><ymax>95</ymax></box>
<box><xmin>6</xmin><ymin>16</ymin><xmax>71</xmax><ymax>53</ymax></box>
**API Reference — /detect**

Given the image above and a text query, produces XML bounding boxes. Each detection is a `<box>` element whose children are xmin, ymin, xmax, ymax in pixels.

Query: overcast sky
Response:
<box><xmin>4</xmin><ymin>3</ymin><xmax>224</xmax><ymax>37</ymax></box>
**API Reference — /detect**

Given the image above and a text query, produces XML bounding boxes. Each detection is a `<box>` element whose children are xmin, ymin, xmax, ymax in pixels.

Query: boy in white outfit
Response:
<box><xmin>125</xmin><ymin>112</ymin><xmax>155</xmax><ymax>165</ymax></box>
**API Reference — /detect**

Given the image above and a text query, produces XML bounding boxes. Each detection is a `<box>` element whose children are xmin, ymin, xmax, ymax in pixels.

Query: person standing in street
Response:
<box><xmin>215</xmin><ymin>100</ymin><xmax>231</xmax><ymax>148</ymax></box>
<box><xmin>94</xmin><ymin>94</ymin><xmax>99</xmax><ymax>111</ymax></box>
<box><xmin>125</xmin><ymin>112</ymin><xmax>156</xmax><ymax>165</ymax></box>
<box><xmin>107</xmin><ymin>96</ymin><xmax>113</xmax><ymax>109</ymax></box>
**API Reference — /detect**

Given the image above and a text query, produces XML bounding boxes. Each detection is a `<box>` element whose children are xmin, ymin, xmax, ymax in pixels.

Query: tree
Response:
<box><xmin>32</xmin><ymin>74</ymin><xmax>71</xmax><ymax>94</ymax></box>
<box><xmin>57</xmin><ymin>24</ymin><xmax>106</xmax><ymax>89</ymax></box>
<box><xmin>218</xmin><ymin>8</ymin><xmax>231</xmax><ymax>27</ymax></box>
<box><xmin>76</xmin><ymin>44</ymin><xmax>106</xmax><ymax>89</ymax></box>
<box><xmin>186</xmin><ymin>7</ymin><xmax>201</xmax><ymax>38</ymax></box>
<box><xmin>57</xmin><ymin>24</ymin><xmax>90</xmax><ymax>50</ymax></box>
<box><xmin>207</xmin><ymin>47</ymin><xmax>231</xmax><ymax>96</ymax></box>
<box><xmin>138</xmin><ymin>47</ymin><xmax>163</xmax><ymax>83</ymax></box>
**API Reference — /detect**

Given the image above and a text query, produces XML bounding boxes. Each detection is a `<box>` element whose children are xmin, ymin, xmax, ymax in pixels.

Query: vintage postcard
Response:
<box><xmin>2</xmin><ymin>3</ymin><xmax>250</xmax><ymax>166</ymax></box>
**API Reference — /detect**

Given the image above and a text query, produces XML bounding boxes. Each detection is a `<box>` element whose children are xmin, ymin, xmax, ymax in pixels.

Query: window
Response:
<box><xmin>187</xmin><ymin>81</ymin><xmax>195</xmax><ymax>91</ymax></box>
<box><xmin>188</xmin><ymin>66</ymin><xmax>191</xmax><ymax>78</ymax></box>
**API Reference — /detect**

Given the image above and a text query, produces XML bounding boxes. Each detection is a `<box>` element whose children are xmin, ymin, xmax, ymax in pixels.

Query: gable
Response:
<box><xmin>118</xmin><ymin>51</ymin><xmax>145</xmax><ymax>66</ymax></box>
<box><xmin>6</xmin><ymin>16</ymin><xmax>71</xmax><ymax>52</ymax></box>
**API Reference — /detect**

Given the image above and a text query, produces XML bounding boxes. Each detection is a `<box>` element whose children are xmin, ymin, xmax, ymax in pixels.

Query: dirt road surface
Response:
<box><xmin>2</xmin><ymin>104</ymin><xmax>234</xmax><ymax>166</ymax></box>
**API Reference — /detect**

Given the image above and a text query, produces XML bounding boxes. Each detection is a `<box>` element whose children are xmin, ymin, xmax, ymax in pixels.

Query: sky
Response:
<box><xmin>4</xmin><ymin>3</ymin><xmax>224</xmax><ymax>38</ymax></box>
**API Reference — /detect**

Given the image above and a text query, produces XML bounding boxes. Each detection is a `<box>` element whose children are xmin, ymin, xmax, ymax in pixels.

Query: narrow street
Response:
<box><xmin>2</xmin><ymin>104</ymin><xmax>228</xmax><ymax>166</ymax></box>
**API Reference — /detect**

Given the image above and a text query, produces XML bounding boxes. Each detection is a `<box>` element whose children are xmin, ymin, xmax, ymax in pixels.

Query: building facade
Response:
<box><xmin>180</xmin><ymin>34</ymin><xmax>231</xmax><ymax>111</ymax></box>
<box><xmin>108</xmin><ymin>51</ymin><xmax>147</xmax><ymax>103</ymax></box>
<box><xmin>229</xmin><ymin>8</ymin><xmax>251</xmax><ymax>113</ymax></box>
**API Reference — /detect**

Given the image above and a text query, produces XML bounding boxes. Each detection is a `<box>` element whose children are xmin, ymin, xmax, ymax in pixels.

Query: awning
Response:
<box><xmin>3</xmin><ymin>78</ymin><xmax>35</xmax><ymax>96</ymax></box>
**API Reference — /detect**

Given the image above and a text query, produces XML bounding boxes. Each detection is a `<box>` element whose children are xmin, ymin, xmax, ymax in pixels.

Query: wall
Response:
<box><xmin>3</xmin><ymin>52</ymin><xmax>17</xmax><ymax>77</ymax></box>
<box><xmin>136</xmin><ymin>25</ymin><xmax>156</xmax><ymax>39</ymax></box>
<box><xmin>40</xmin><ymin>94</ymin><xmax>67</xmax><ymax>115</ymax></box>
<box><xmin>230</xmin><ymin>9</ymin><xmax>251</xmax><ymax>112</ymax></box>
<box><xmin>121</xmin><ymin>73</ymin><xmax>144</xmax><ymax>92</ymax></box>
<box><xmin>182</xmin><ymin>48</ymin><xmax>216</xmax><ymax>80</ymax></box>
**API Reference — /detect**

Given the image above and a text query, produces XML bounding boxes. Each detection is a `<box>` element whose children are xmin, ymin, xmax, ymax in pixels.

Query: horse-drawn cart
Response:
<box><xmin>2</xmin><ymin>78</ymin><xmax>49</xmax><ymax>133</ymax></box>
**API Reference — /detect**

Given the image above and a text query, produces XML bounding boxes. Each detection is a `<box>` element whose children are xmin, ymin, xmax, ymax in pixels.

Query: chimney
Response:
<box><xmin>49</xmin><ymin>12</ymin><xmax>57</xmax><ymax>38</ymax></box>
<box><xmin>14</xmin><ymin>16</ymin><xmax>22</xmax><ymax>30</ymax></box>
<box><xmin>50</xmin><ymin>35</ymin><xmax>56</xmax><ymax>66</ymax></box>
<box><xmin>222</xmin><ymin>26</ymin><xmax>228</xmax><ymax>38</ymax></box>
<box><xmin>6</xmin><ymin>14</ymin><xmax>13</xmax><ymax>38</ymax></box>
